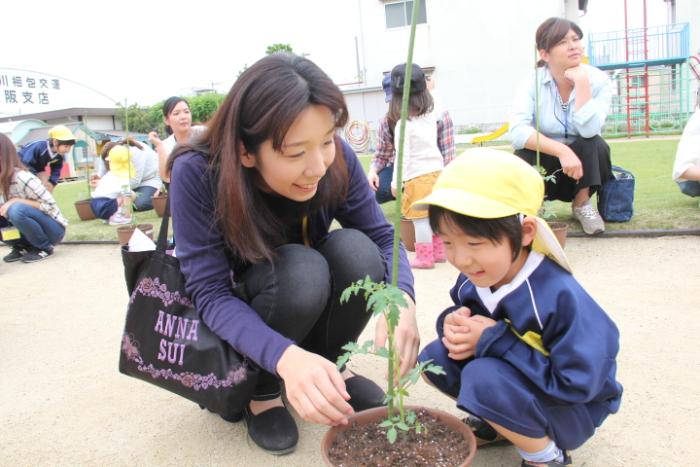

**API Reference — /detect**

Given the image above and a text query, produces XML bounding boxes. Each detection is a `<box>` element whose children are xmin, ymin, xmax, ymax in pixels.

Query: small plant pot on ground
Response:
<box><xmin>116</xmin><ymin>223</ymin><xmax>154</xmax><ymax>246</ymax></box>
<box><xmin>321</xmin><ymin>405</ymin><xmax>476</xmax><ymax>467</ymax></box>
<box><xmin>74</xmin><ymin>199</ymin><xmax>96</xmax><ymax>221</ymax></box>
<box><xmin>548</xmin><ymin>221</ymin><xmax>568</xmax><ymax>248</ymax></box>
<box><xmin>152</xmin><ymin>194</ymin><xmax>168</xmax><ymax>218</ymax></box>
<box><xmin>400</xmin><ymin>217</ymin><xmax>415</xmax><ymax>252</ymax></box>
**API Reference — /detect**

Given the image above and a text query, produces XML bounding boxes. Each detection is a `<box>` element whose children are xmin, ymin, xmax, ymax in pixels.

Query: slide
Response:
<box><xmin>471</xmin><ymin>122</ymin><xmax>509</xmax><ymax>145</ymax></box>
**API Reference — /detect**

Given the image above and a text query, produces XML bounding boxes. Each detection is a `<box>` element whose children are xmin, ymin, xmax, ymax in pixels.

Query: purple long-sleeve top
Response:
<box><xmin>169</xmin><ymin>139</ymin><xmax>415</xmax><ymax>375</ymax></box>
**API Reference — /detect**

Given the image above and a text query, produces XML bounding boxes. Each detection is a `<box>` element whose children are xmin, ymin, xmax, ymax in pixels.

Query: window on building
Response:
<box><xmin>385</xmin><ymin>0</ymin><xmax>427</xmax><ymax>28</ymax></box>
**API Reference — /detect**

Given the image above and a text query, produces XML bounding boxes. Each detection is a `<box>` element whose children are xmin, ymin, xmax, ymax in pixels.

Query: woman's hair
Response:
<box><xmin>0</xmin><ymin>133</ymin><xmax>23</xmax><ymax>200</ymax></box>
<box><xmin>162</xmin><ymin>96</ymin><xmax>189</xmax><ymax>135</ymax></box>
<box><xmin>168</xmin><ymin>53</ymin><xmax>350</xmax><ymax>263</ymax></box>
<box><xmin>428</xmin><ymin>206</ymin><xmax>524</xmax><ymax>261</ymax></box>
<box><xmin>387</xmin><ymin>83</ymin><xmax>434</xmax><ymax>141</ymax></box>
<box><xmin>535</xmin><ymin>17</ymin><xmax>584</xmax><ymax>67</ymax></box>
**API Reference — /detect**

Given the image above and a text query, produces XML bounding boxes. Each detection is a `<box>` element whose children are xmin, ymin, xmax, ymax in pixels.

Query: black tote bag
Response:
<box><xmin>119</xmin><ymin>199</ymin><xmax>258</xmax><ymax>417</ymax></box>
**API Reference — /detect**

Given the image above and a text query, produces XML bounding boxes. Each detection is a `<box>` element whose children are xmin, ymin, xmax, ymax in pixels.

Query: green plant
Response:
<box><xmin>334</xmin><ymin>0</ymin><xmax>444</xmax><ymax>445</ymax></box>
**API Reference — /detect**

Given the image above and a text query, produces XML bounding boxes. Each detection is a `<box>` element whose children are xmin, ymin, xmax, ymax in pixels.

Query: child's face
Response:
<box><xmin>437</xmin><ymin>217</ymin><xmax>524</xmax><ymax>290</ymax></box>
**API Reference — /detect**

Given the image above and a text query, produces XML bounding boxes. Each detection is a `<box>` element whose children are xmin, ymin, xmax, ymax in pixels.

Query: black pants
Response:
<box><xmin>232</xmin><ymin>228</ymin><xmax>384</xmax><ymax>401</ymax></box>
<box><xmin>515</xmin><ymin>135</ymin><xmax>612</xmax><ymax>202</ymax></box>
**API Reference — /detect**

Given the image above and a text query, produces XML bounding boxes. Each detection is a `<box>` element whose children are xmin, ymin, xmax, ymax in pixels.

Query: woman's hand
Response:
<box><xmin>564</xmin><ymin>65</ymin><xmax>589</xmax><ymax>85</ymax></box>
<box><xmin>556</xmin><ymin>145</ymin><xmax>583</xmax><ymax>180</ymax></box>
<box><xmin>374</xmin><ymin>292</ymin><xmax>420</xmax><ymax>378</ymax></box>
<box><xmin>148</xmin><ymin>131</ymin><xmax>163</xmax><ymax>147</ymax></box>
<box><xmin>276</xmin><ymin>345</ymin><xmax>353</xmax><ymax>426</ymax></box>
<box><xmin>0</xmin><ymin>198</ymin><xmax>17</xmax><ymax>217</ymax></box>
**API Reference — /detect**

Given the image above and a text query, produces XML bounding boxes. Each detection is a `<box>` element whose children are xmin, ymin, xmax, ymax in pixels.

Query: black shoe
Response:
<box><xmin>521</xmin><ymin>451</ymin><xmax>572</xmax><ymax>466</ymax></box>
<box><xmin>3</xmin><ymin>246</ymin><xmax>26</xmax><ymax>263</ymax></box>
<box><xmin>21</xmin><ymin>247</ymin><xmax>53</xmax><ymax>263</ymax></box>
<box><xmin>198</xmin><ymin>404</ymin><xmax>243</xmax><ymax>423</ymax></box>
<box><xmin>243</xmin><ymin>405</ymin><xmax>298</xmax><ymax>455</ymax></box>
<box><xmin>345</xmin><ymin>373</ymin><xmax>386</xmax><ymax>412</ymax></box>
<box><xmin>463</xmin><ymin>414</ymin><xmax>512</xmax><ymax>448</ymax></box>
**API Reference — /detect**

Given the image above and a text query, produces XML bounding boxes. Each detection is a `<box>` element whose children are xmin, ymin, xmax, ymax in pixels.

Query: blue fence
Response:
<box><xmin>588</xmin><ymin>23</ymin><xmax>690</xmax><ymax>70</ymax></box>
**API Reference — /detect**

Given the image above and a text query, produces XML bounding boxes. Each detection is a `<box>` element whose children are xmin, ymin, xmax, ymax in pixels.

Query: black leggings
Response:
<box><xmin>515</xmin><ymin>135</ymin><xmax>612</xmax><ymax>202</ymax></box>
<box><xmin>231</xmin><ymin>228</ymin><xmax>384</xmax><ymax>401</ymax></box>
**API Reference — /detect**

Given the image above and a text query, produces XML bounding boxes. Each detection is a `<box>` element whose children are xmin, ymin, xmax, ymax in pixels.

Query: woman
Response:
<box><xmin>167</xmin><ymin>54</ymin><xmax>419</xmax><ymax>455</ymax></box>
<box><xmin>148</xmin><ymin>96</ymin><xmax>204</xmax><ymax>183</ymax></box>
<box><xmin>509</xmin><ymin>17</ymin><xmax>613</xmax><ymax>235</ymax></box>
<box><xmin>0</xmin><ymin>133</ymin><xmax>67</xmax><ymax>263</ymax></box>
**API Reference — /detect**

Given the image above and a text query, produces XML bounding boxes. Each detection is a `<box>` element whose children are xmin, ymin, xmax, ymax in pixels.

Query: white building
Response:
<box><xmin>341</xmin><ymin>0</ymin><xmax>587</xmax><ymax>134</ymax></box>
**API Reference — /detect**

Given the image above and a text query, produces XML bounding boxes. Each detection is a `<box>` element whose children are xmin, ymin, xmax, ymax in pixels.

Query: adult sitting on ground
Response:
<box><xmin>168</xmin><ymin>53</ymin><xmax>419</xmax><ymax>455</ymax></box>
<box><xmin>367</xmin><ymin>72</ymin><xmax>455</xmax><ymax>204</ymax></box>
<box><xmin>91</xmin><ymin>138</ymin><xmax>161</xmax><ymax>214</ymax></box>
<box><xmin>672</xmin><ymin>107</ymin><xmax>700</xmax><ymax>203</ymax></box>
<box><xmin>509</xmin><ymin>17</ymin><xmax>612</xmax><ymax>235</ymax></box>
<box><xmin>18</xmin><ymin>125</ymin><xmax>76</xmax><ymax>193</ymax></box>
<box><xmin>0</xmin><ymin>133</ymin><xmax>67</xmax><ymax>263</ymax></box>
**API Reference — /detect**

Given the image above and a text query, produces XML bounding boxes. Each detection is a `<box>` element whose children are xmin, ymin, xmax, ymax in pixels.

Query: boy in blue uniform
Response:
<box><xmin>18</xmin><ymin>125</ymin><xmax>76</xmax><ymax>192</ymax></box>
<box><xmin>413</xmin><ymin>148</ymin><xmax>622</xmax><ymax>467</ymax></box>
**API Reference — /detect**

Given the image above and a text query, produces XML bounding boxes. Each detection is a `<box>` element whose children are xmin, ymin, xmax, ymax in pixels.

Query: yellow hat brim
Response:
<box><xmin>412</xmin><ymin>188</ymin><xmax>521</xmax><ymax>219</ymax></box>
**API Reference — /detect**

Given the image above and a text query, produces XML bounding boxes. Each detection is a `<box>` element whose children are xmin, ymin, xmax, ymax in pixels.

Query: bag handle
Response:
<box><xmin>155</xmin><ymin>196</ymin><xmax>171</xmax><ymax>252</ymax></box>
<box><xmin>611</xmin><ymin>165</ymin><xmax>633</xmax><ymax>176</ymax></box>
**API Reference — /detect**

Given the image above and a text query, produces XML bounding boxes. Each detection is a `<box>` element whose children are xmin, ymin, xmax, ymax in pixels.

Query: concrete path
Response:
<box><xmin>2</xmin><ymin>236</ymin><xmax>699</xmax><ymax>466</ymax></box>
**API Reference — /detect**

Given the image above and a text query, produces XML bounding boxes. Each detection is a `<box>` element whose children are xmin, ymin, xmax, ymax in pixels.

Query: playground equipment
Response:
<box><xmin>470</xmin><ymin>123</ymin><xmax>509</xmax><ymax>145</ymax></box>
<box><xmin>587</xmin><ymin>0</ymin><xmax>698</xmax><ymax>137</ymax></box>
<box><xmin>344</xmin><ymin>120</ymin><xmax>371</xmax><ymax>153</ymax></box>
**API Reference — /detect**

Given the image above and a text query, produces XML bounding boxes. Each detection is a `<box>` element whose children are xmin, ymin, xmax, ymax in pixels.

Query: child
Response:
<box><xmin>388</xmin><ymin>63</ymin><xmax>446</xmax><ymax>269</ymax></box>
<box><xmin>413</xmin><ymin>148</ymin><xmax>622</xmax><ymax>466</ymax></box>
<box><xmin>90</xmin><ymin>145</ymin><xmax>135</xmax><ymax>225</ymax></box>
<box><xmin>18</xmin><ymin>125</ymin><xmax>76</xmax><ymax>192</ymax></box>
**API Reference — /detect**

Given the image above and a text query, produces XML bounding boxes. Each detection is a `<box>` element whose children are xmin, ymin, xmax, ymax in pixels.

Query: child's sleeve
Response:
<box><xmin>476</xmin><ymin>288</ymin><xmax>620</xmax><ymax>404</ymax></box>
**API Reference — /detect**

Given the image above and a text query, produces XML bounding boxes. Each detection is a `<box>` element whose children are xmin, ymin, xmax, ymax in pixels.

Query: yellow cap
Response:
<box><xmin>412</xmin><ymin>148</ymin><xmax>571</xmax><ymax>272</ymax></box>
<box><xmin>106</xmin><ymin>145</ymin><xmax>136</xmax><ymax>179</ymax></box>
<box><xmin>48</xmin><ymin>125</ymin><xmax>76</xmax><ymax>142</ymax></box>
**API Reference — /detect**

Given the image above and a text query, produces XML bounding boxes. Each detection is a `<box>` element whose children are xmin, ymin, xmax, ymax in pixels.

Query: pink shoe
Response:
<box><xmin>432</xmin><ymin>235</ymin><xmax>446</xmax><ymax>263</ymax></box>
<box><xmin>410</xmin><ymin>242</ymin><xmax>435</xmax><ymax>269</ymax></box>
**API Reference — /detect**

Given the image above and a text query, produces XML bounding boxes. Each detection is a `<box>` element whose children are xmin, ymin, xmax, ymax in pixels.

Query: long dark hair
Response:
<box><xmin>168</xmin><ymin>53</ymin><xmax>349</xmax><ymax>263</ymax></box>
<box><xmin>535</xmin><ymin>17</ymin><xmax>584</xmax><ymax>67</ymax></box>
<box><xmin>162</xmin><ymin>96</ymin><xmax>189</xmax><ymax>135</ymax></box>
<box><xmin>0</xmin><ymin>133</ymin><xmax>23</xmax><ymax>200</ymax></box>
<box><xmin>387</xmin><ymin>84</ymin><xmax>434</xmax><ymax>141</ymax></box>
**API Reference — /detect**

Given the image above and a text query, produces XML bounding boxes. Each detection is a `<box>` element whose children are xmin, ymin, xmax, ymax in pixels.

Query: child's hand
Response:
<box><xmin>462</xmin><ymin>315</ymin><xmax>497</xmax><ymax>349</ymax></box>
<box><xmin>442</xmin><ymin>307</ymin><xmax>474</xmax><ymax>360</ymax></box>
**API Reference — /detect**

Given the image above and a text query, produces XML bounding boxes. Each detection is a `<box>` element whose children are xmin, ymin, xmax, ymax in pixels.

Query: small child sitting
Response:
<box><xmin>90</xmin><ymin>145</ymin><xmax>134</xmax><ymax>225</ymax></box>
<box><xmin>413</xmin><ymin>148</ymin><xmax>622</xmax><ymax>467</ymax></box>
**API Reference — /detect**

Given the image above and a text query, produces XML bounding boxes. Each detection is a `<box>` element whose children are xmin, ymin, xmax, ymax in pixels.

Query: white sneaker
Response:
<box><xmin>572</xmin><ymin>200</ymin><xmax>604</xmax><ymax>235</ymax></box>
<box><xmin>108</xmin><ymin>212</ymin><xmax>132</xmax><ymax>225</ymax></box>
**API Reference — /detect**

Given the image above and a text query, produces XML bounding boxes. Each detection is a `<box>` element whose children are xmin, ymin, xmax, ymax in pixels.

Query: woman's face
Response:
<box><xmin>164</xmin><ymin>101</ymin><xmax>192</xmax><ymax>135</ymax></box>
<box><xmin>540</xmin><ymin>28</ymin><xmax>583</xmax><ymax>69</ymax></box>
<box><xmin>241</xmin><ymin>105</ymin><xmax>336</xmax><ymax>202</ymax></box>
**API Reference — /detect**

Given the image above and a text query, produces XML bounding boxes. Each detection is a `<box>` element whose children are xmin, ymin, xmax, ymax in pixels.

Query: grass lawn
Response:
<box><xmin>55</xmin><ymin>138</ymin><xmax>698</xmax><ymax>242</ymax></box>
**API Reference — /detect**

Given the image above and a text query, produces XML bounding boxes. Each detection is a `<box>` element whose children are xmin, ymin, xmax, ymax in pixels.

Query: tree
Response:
<box><xmin>115</xmin><ymin>104</ymin><xmax>161</xmax><ymax>134</ymax></box>
<box><xmin>189</xmin><ymin>93</ymin><xmax>226</xmax><ymax>124</ymax></box>
<box><xmin>265</xmin><ymin>43</ymin><xmax>293</xmax><ymax>55</ymax></box>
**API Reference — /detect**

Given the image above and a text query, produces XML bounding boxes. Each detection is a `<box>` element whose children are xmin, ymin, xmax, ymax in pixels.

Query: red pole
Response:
<box><xmin>643</xmin><ymin>0</ymin><xmax>650</xmax><ymax>136</ymax></box>
<box><xmin>624</xmin><ymin>0</ymin><xmax>632</xmax><ymax>137</ymax></box>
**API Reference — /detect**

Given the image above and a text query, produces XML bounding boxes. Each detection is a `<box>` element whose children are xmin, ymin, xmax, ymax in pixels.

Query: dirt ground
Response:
<box><xmin>2</xmin><ymin>236</ymin><xmax>699</xmax><ymax>466</ymax></box>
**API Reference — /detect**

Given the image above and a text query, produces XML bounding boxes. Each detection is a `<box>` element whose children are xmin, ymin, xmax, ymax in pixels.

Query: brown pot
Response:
<box><xmin>116</xmin><ymin>223</ymin><xmax>154</xmax><ymax>246</ymax></box>
<box><xmin>400</xmin><ymin>218</ymin><xmax>415</xmax><ymax>252</ymax></box>
<box><xmin>74</xmin><ymin>199</ymin><xmax>96</xmax><ymax>221</ymax></box>
<box><xmin>548</xmin><ymin>221</ymin><xmax>568</xmax><ymax>248</ymax></box>
<box><xmin>321</xmin><ymin>405</ymin><xmax>477</xmax><ymax>467</ymax></box>
<box><xmin>152</xmin><ymin>194</ymin><xmax>168</xmax><ymax>218</ymax></box>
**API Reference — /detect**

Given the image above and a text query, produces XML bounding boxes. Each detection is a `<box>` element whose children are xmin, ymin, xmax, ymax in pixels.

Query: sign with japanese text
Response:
<box><xmin>0</xmin><ymin>68</ymin><xmax>115</xmax><ymax>117</ymax></box>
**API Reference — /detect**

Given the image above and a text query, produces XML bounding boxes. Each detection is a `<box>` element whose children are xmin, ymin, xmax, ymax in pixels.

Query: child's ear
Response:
<box><xmin>239</xmin><ymin>143</ymin><xmax>256</xmax><ymax>168</ymax></box>
<box><xmin>521</xmin><ymin>217</ymin><xmax>538</xmax><ymax>247</ymax></box>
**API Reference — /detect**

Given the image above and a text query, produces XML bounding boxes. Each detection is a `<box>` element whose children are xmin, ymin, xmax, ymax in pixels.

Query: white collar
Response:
<box><xmin>475</xmin><ymin>251</ymin><xmax>545</xmax><ymax>314</ymax></box>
